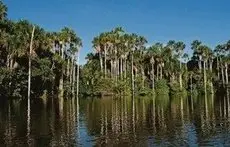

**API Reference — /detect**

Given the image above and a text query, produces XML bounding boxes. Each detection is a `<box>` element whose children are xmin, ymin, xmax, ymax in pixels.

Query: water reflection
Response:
<box><xmin>0</xmin><ymin>93</ymin><xmax>230</xmax><ymax>146</ymax></box>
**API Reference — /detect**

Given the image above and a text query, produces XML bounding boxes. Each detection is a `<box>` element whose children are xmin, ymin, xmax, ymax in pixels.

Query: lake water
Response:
<box><xmin>0</xmin><ymin>94</ymin><xmax>230</xmax><ymax>146</ymax></box>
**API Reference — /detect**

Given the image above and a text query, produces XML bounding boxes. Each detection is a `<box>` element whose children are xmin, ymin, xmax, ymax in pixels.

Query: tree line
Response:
<box><xmin>80</xmin><ymin>27</ymin><xmax>230</xmax><ymax>97</ymax></box>
<box><xmin>0</xmin><ymin>1</ymin><xmax>82</xmax><ymax>98</ymax></box>
<box><xmin>0</xmin><ymin>1</ymin><xmax>229</xmax><ymax>99</ymax></box>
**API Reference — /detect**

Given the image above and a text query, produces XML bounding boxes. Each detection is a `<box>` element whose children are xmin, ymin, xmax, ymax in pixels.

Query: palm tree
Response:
<box><xmin>191</xmin><ymin>40</ymin><xmax>202</xmax><ymax>71</ymax></box>
<box><xmin>199</xmin><ymin>45</ymin><xmax>211</xmax><ymax>94</ymax></box>
<box><xmin>0</xmin><ymin>1</ymin><xmax>7</xmax><ymax>21</ymax></box>
<box><xmin>92</xmin><ymin>36</ymin><xmax>103</xmax><ymax>73</ymax></box>
<box><xmin>175</xmin><ymin>41</ymin><xmax>186</xmax><ymax>90</ymax></box>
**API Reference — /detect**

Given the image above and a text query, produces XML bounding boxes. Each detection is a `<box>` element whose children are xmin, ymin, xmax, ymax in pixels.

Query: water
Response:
<box><xmin>0</xmin><ymin>94</ymin><xmax>230</xmax><ymax>146</ymax></box>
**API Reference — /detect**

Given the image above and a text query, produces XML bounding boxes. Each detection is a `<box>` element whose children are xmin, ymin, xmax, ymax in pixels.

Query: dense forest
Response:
<box><xmin>0</xmin><ymin>1</ymin><xmax>229</xmax><ymax>99</ymax></box>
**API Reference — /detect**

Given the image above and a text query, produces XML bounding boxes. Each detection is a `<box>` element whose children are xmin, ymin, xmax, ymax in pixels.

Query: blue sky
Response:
<box><xmin>4</xmin><ymin>0</ymin><xmax>230</xmax><ymax>64</ymax></box>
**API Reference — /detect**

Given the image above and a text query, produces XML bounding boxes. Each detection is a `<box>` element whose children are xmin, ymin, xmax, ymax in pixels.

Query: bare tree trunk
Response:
<box><xmin>27</xmin><ymin>25</ymin><xmax>35</xmax><ymax>144</ymax></box>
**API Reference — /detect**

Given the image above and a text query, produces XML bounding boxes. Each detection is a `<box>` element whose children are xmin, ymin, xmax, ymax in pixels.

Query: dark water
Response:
<box><xmin>0</xmin><ymin>94</ymin><xmax>230</xmax><ymax>146</ymax></box>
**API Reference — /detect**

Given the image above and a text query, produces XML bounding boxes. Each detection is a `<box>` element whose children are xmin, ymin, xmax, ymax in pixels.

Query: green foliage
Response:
<box><xmin>138</xmin><ymin>87</ymin><xmax>153</xmax><ymax>96</ymax></box>
<box><xmin>113</xmin><ymin>80</ymin><xmax>131</xmax><ymax>96</ymax></box>
<box><xmin>155</xmin><ymin>79</ymin><xmax>169</xmax><ymax>95</ymax></box>
<box><xmin>169</xmin><ymin>81</ymin><xmax>187</xmax><ymax>97</ymax></box>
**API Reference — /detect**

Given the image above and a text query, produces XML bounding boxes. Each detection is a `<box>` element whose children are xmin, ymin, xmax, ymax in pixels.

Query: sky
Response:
<box><xmin>4</xmin><ymin>0</ymin><xmax>230</xmax><ymax>64</ymax></box>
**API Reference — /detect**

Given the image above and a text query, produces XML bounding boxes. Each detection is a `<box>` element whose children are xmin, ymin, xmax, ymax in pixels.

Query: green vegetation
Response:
<box><xmin>0</xmin><ymin>1</ymin><xmax>229</xmax><ymax>99</ymax></box>
<box><xmin>0</xmin><ymin>1</ymin><xmax>82</xmax><ymax>98</ymax></box>
<box><xmin>81</xmin><ymin>27</ymin><xmax>230</xmax><ymax>97</ymax></box>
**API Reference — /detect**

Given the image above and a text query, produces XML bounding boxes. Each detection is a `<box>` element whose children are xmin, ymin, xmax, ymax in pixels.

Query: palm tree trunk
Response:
<box><xmin>59</xmin><ymin>44</ymin><xmax>65</xmax><ymax>98</ymax></box>
<box><xmin>156</xmin><ymin>65</ymin><xmax>159</xmax><ymax>80</ymax></box>
<box><xmin>67</xmin><ymin>58</ymin><xmax>70</xmax><ymax>77</ymax></box>
<box><xmin>120</xmin><ymin>58</ymin><xmax>123</xmax><ymax>79</ymax></box>
<box><xmin>221</xmin><ymin>58</ymin><xmax>225</xmax><ymax>85</ymax></box>
<box><xmin>217</xmin><ymin>57</ymin><xmax>220</xmax><ymax>80</ymax></box>
<box><xmin>72</xmin><ymin>58</ymin><xmax>76</xmax><ymax>97</ymax></box>
<box><xmin>6</xmin><ymin>54</ymin><xmax>10</xmax><ymax>69</ymax></box>
<box><xmin>141</xmin><ymin>65</ymin><xmax>145</xmax><ymax>88</ymax></box>
<box><xmin>27</xmin><ymin>25</ymin><xmax>35</xmax><ymax>141</ymax></box>
<box><xmin>151</xmin><ymin>63</ymin><xmax>155</xmax><ymax>91</ymax></box>
<box><xmin>131</xmin><ymin>53</ymin><xmax>134</xmax><ymax>96</ymax></box>
<box><xmin>104</xmin><ymin>46</ymin><xmax>107</xmax><ymax>77</ymax></box>
<box><xmin>199</xmin><ymin>55</ymin><xmax>202</xmax><ymax>72</ymax></box>
<box><xmin>160</xmin><ymin>65</ymin><xmax>163</xmax><ymax>79</ymax></box>
<box><xmin>209</xmin><ymin>60</ymin><xmax>213</xmax><ymax>72</ymax></box>
<box><xmin>76</xmin><ymin>51</ymin><xmax>80</xmax><ymax>98</ymax></box>
<box><xmin>110</xmin><ymin>60</ymin><xmax>113</xmax><ymax>78</ymax></box>
<box><xmin>204</xmin><ymin>60</ymin><xmax>207</xmax><ymax>94</ymax></box>
<box><xmin>179</xmin><ymin>61</ymin><xmax>182</xmax><ymax>90</ymax></box>
<box><xmin>28</xmin><ymin>26</ymin><xmax>35</xmax><ymax>99</ymax></box>
<box><xmin>70</xmin><ymin>55</ymin><xmax>74</xmax><ymax>85</ymax></box>
<box><xmin>225</xmin><ymin>63</ymin><xmax>229</xmax><ymax>85</ymax></box>
<box><xmin>99</xmin><ymin>52</ymin><xmax>103</xmax><ymax>73</ymax></box>
<box><xmin>190</xmin><ymin>74</ymin><xmax>193</xmax><ymax>94</ymax></box>
<box><xmin>124</xmin><ymin>58</ymin><xmax>127</xmax><ymax>79</ymax></box>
